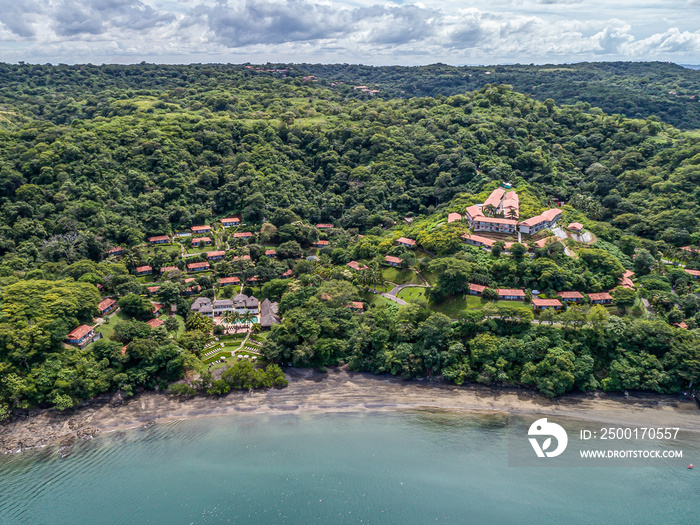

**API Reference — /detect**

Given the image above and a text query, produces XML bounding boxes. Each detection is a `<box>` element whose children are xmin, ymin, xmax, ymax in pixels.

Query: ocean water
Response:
<box><xmin>0</xmin><ymin>411</ymin><xmax>698</xmax><ymax>525</ymax></box>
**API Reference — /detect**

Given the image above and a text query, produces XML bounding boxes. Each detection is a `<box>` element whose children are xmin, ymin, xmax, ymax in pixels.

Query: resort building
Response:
<box><xmin>348</xmin><ymin>301</ymin><xmax>364</xmax><ymax>311</ymax></box>
<box><xmin>620</xmin><ymin>270</ymin><xmax>636</xmax><ymax>289</ymax></box>
<box><xmin>587</xmin><ymin>292</ymin><xmax>613</xmax><ymax>305</ymax></box>
<box><xmin>447</xmin><ymin>213</ymin><xmax>462</xmax><ymax>223</ymax></box>
<box><xmin>97</xmin><ymin>298</ymin><xmax>117</xmax><ymax>315</ymax></box>
<box><xmin>105</xmin><ymin>246</ymin><xmax>123</xmax><ymax>257</ymax></box>
<box><xmin>187</xmin><ymin>261</ymin><xmax>210</xmax><ymax>272</ymax></box>
<box><xmin>221</xmin><ymin>217</ymin><xmax>241</xmax><ymax>227</ymax></box>
<box><xmin>532</xmin><ymin>298</ymin><xmax>563</xmax><ymax>311</ymax></box>
<box><xmin>316</xmin><ymin>223</ymin><xmax>334</xmax><ymax>229</ymax></box>
<box><xmin>469</xmin><ymin>284</ymin><xmax>487</xmax><ymax>296</ymax></box>
<box><xmin>496</xmin><ymin>288</ymin><xmax>526</xmax><ymax>301</ymax></box>
<box><xmin>218</xmin><ymin>276</ymin><xmax>240</xmax><ymax>286</ymax></box>
<box><xmin>135</xmin><ymin>265</ymin><xmax>152</xmax><ymax>275</ymax></box>
<box><xmin>148</xmin><ymin>235</ymin><xmax>170</xmax><ymax>244</ymax></box>
<box><xmin>396</xmin><ymin>237</ymin><xmax>417</xmax><ymax>248</ymax></box>
<box><xmin>147</xmin><ymin>286</ymin><xmax>160</xmax><ymax>294</ymax></box>
<box><xmin>684</xmin><ymin>269</ymin><xmax>700</xmax><ymax>279</ymax></box>
<box><xmin>191</xmin><ymin>225</ymin><xmax>211</xmax><ymax>234</ymax></box>
<box><xmin>347</xmin><ymin>261</ymin><xmax>369</xmax><ymax>271</ymax></box>
<box><xmin>190</xmin><ymin>294</ymin><xmax>260</xmax><ymax>318</ymax></box>
<box><xmin>281</xmin><ymin>269</ymin><xmax>293</xmax><ymax>278</ymax></box>
<box><xmin>557</xmin><ymin>291</ymin><xmax>584</xmax><ymax>303</ymax></box>
<box><xmin>191</xmin><ymin>237</ymin><xmax>212</xmax><ymax>246</ymax></box>
<box><xmin>265</xmin><ymin>249</ymin><xmax>277</xmax><ymax>258</ymax></box>
<box><xmin>568</xmin><ymin>222</ymin><xmax>584</xmax><ymax>233</ymax></box>
<box><xmin>259</xmin><ymin>298</ymin><xmax>281</xmax><ymax>328</ymax></box>
<box><xmin>233</xmin><ymin>232</ymin><xmax>254</xmax><ymax>239</ymax></box>
<box><xmin>465</xmin><ymin>205</ymin><xmax>485</xmax><ymax>225</ymax></box>
<box><xmin>462</xmin><ymin>234</ymin><xmax>495</xmax><ymax>249</ymax></box>
<box><xmin>483</xmin><ymin>187</ymin><xmax>505</xmax><ymax>211</ymax></box>
<box><xmin>313</xmin><ymin>240</ymin><xmax>330</xmax><ymax>248</ymax></box>
<box><xmin>518</xmin><ymin>209</ymin><xmax>563</xmax><ymax>235</ymax></box>
<box><xmin>471</xmin><ymin>216</ymin><xmax>518</xmax><ymax>234</ymax></box>
<box><xmin>66</xmin><ymin>325</ymin><xmax>101</xmax><ymax>348</ymax></box>
<box><xmin>207</xmin><ymin>250</ymin><xmax>226</xmax><ymax>261</ymax></box>
<box><xmin>160</xmin><ymin>266</ymin><xmax>179</xmax><ymax>274</ymax></box>
<box><xmin>147</xmin><ymin>318</ymin><xmax>164</xmax><ymax>329</ymax></box>
<box><xmin>385</xmin><ymin>255</ymin><xmax>403</xmax><ymax>267</ymax></box>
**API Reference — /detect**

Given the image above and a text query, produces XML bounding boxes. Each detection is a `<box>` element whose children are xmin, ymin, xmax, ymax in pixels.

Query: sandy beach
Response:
<box><xmin>2</xmin><ymin>367</ymin><xmax>699</xmax><ymax>455</ymax></box>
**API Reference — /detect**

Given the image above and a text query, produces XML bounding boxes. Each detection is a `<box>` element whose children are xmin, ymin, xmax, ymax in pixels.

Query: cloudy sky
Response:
<box><xmin>0</xmin><ymin>0</ymin><xmax>698</xmax><ymax>65</ymax></box>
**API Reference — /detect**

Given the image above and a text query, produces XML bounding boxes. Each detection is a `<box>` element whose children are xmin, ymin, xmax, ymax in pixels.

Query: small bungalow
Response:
<box><xmin>147</xmin><ymin>318</ymin><xmax>164</xmax><ymax>329</ymax></box>
<box><xmin>218</xmin><ymin>276</ymin><xmax>241</xmax><ymax>286</ymax></box>
<box><xmin>557</xmin><ymin>291</ymin><xmax>584</xmax><ymax>303</ymax></box>
<box><xmin>496</xmin><ymin>288</ymin><xmax>526</xmax><ymax>301</ymax></box>
<box><xmin>313</xmin><ymin>240</ymin><xmax>330</xmax><ymax>248</ymax></box>
<box><xmin>147</xmin><ymin>285</ymin><xmax>160</xmax><ymax>294</ymax></box>
<box><xmin>347</xmin><ymin>261</ymin><xmax>369</xmax><ymax>271</ymax></box>
<box><xmin>684</xmin><ymin>269</ymin><xmax>700</xmax><ymax>279</ymax></box>
<box><xmin>152</xmin><ymin>303</ymin><xmax>164</xmax><ymax>316</ymax></box>
<box><xmin>281</xmin><ymin>269</ymin><xmax>293</xmax><ymax>279</ymax></box>
<box><xmin>135</xmin><ymin>265</ymin><xmax>152</xmax><ymax>275</ymax></box>
<box><xmin>265</xmin><ymin>249</ymin><xmax>277</xmax><ymax>258</ymax></box>
<box><xmin>469</xmin><ymin>283</ymin><xmax>487</xmax><ymax>296</ymax></box>
<box><xmin>316</xmin><ymin>223</ymin><xmax>334</xmax><ymax>229</ymax></box>
<box><xmin>221</xmin><ymin>216</ymin><xmax>242</xmax><ymax>227</ymax></box>
<box><xmin>447</xmin><ymin>213</ymin><xmax>462</xmax><ymax>223</ymax></box>
<box><xmin>396</xmin><ymin>237</ymin><xmax>417</xmax><ymax>248</ymax></box>
<box><xmin>182</xmin><ymin>285</ymin><xmax>201</xmax><ymax>296</ymax></box>
<box><xmin>148</xmin><ymin>235</ymin><xmax>170</xmax><ymax>245</ymax></box>
<box><xmin>620</xmin><ymin>270</ymin><xmax>636</xmax><ymax>289</ymax></box>
<box><xmin>207</xmin><ymin>250</ymin><xmax>226</xmax><ymax>261</ymax></box>
<box><xmin>260</xmin><ymin>298</ymin><xmax>281</xmax><ymax>329</ymax></box>
<box><xmin>385</xmin><ymin>255</ymin><xmax>403</xmax><ymax>267</ymax></box>
<box><xmin>192</xmin><ymin>237</ymin><xmax>212</xmax><ymax>246</ymax></box>
<box><xmin>233</xmin><ymin>232</ymin><xmax>254</xmax><ymax>239</ymax></box>
<box><xmin>187</xmin><ymin>261</ymin><xmax>210</xmax><ymax>272</ymax></box>
<box><xmin>462</xmin><ymin>234</ymin><xmax>495</xmax><ymax>249</ymax></box>
<box><xmin>567</xmin><ymin>222</ymin><xmax>584</xmax><ymax>233</ymax></box>
<box><xmin>532</xmin><ymin>298</ymin><xmax>563</xmax><ymax>311</ymax></box>
<box><xmin>191</xmin><ymin>225</ymin><xmax>211</xmax><ymax>234</ymax></box>
<box><xmin>160</xmin><ymin>266</ymin><xmax>179</xmax><ymax>274</ymax></box>
<box><xmin>587</xmin><ymin>292</ymin><xmax>613</xmax><ymax>305</ymax></box>
<box><xmin>105</xmin><ymin>246</ymin><xmax>123</xmax><ymax>257</ymax></box>
<box><xmin>348</xmin><ymin>301</ymin><xmax>364</xmax><ymax>312</ymax></box>
<box><xmin>66</xmin><ymin>325</ymin><xmax>100</xmax><ymax>348</ymax></box>
<box><xmin>97</xmin><ymin>298</ymin><xmax>117</xmax><ymax>315</ymax></box>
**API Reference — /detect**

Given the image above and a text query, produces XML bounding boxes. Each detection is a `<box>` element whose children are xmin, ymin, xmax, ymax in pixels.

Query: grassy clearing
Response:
<box><xmin>397</xmin><ymin>287</ymin><xmax>428</xmax><ymax>302</ymax></box>
<box><xmin>361</xmin><ymin>291</ymin><xmax>395</xmax><ymax>308</ymax></box>
<box><xmin>96</xmin><ymin>310</ymin><xmax>131</xmax><ymax>340</ymax></box>
<box><xmin>381</xmin><ymin>268</ymin><xmax>423</xmax><ymax>285</ymax></box>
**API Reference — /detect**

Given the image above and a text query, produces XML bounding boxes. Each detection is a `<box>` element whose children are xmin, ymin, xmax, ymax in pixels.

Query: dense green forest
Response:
<box><xmin>301</xmin><ymin>61</ymin><xmax>700</xmax><ymax>131</ymax></box>
<box><xmin>1</xmin><ymin>63</ymin><xmax>700</xmax><ymax>420</ymax></box>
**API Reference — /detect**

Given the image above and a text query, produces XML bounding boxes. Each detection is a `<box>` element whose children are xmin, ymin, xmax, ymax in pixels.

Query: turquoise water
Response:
<box><xmin>0</xmin><ymin>411</ymin><xmax>698</xmax><ymax>524</ymax></box>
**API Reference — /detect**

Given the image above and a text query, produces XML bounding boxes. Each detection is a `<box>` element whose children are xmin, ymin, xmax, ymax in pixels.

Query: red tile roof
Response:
<box><xmin>496</xmin><ymin>288</ymin><xmax>526</xmax><ymax>297</ymax></box>
<box><xmin>219</xmin><ymin>276</ymin><xmax>240</xmax><ymax>284</ymax></box>
<box><xmin>147</xmin><ymin>318</ymin><xmax>164</xmax><ymax>329</ymax></box>
<box><xmin>160</xmin><ymin>266</ymin><xmax>179</xmax><ymax>273</ymax></box>
<box><xmin>474</xmin><ymin>217</ymin><xmax>518</xmax><ymax>226</ymax></box>
<box><xmin>265</xmin><ymin>249</ymin><xmax>276</xmax><ymax>255</ymax></box>
<box><xmin>568</xmin><ymin>222</ymin><xmax>584</xmax><ymax>231</ymax></box>
<box><xmin>207</xmin><ymin>250</ymin><xmax>226</xmax><ymax>258</ymax></box>
<box><xmin>396</xmin><ymin>237</ymin><xmax>417</xmax><ymax>246</ymax></box>
<box><xmin>447</xmin><ymin>213</ymin><xmax>462</xmax><ymax>223</ymax></box>
<box><xmin>135</xmin><ymin>265</ymin><xmax>152</xmax><ymax>273</ymax></box>
<box><xmin>233</xmin><ymin>254</ymin><xmax>251</xmax><ymax>261</ymax></box>
<box><xmin>97</xmin><ymin>298</ymin><xmax>116</xmax><ymax>311</ymax></box>
<box><xmin>469</xmin><ymin>283</ymin><xmax>487</xmax><ymax>293</ymax></box>
<box><xmin>465</xmin><ymin>205</ymin><xmax>484</xmax><ymax>219</ymax></box>
<box><xmin>147</xmin><ymin>285</ymin><xmax>160</xmax><ymax>293</ymax></box>
<box><xmin>314</xmin><ymin>240</ymin><xmax>330</xmax><ymax>246</ymax></box>
<box><xmin>187</xmin><ymin>261</ymin><xmax>210</xmax><ymax>270</ymax></box>
<box><xmin>385</xmin><ymin>255</ymin><xmax>403</xmax><ymax>264</ymax></box>
<box><xmin>347</xmin><ymin>261</ymin><xmax>369</xmax><ymax>271</ymax></box>
<box><xmin>316</xmin><ymin>223</ymin><xmax>334</xmax><ymax>228</ymax></box>
<box><xmin>148</xmin><ymin>235</ymin><xmax>170</xmax><ymax>242</ymax></box>
<box><xmin>348</xmin><ymin>301</ymin><xmax>364</xmax><ymax>310</ymax></box>
<box><xmin>233</xmin><ymin>232</ymin><xmax>253</xmax><ymax>238</ymax></box>
<box><xmin>462</xmin><ymin>234</ymin><xmax>496</xmax><ymax>247</ymax></box>
<box><xmin>221</xmin><ymin>216</ymin><xmax>241</xmax><ymax>224</ymax></box>
<box><xmin>484</xmin><ymin>187</ymin><xmax>505</xmax><ymax>209</ymax></box>
<box><xmin>191</xmin><ymin>225</ymin><xmax>211</xmax><ymax>232</ymax></box>
<box><xmin>106</xmin><ymin>246</ymin><xmax>122</xmax><ymax>254</ymax></box>
<box><xmin>684</xmin><ymin>269</ymin><xmax>700</xmax><ymax>277</ymax></box>
<box><xmin>152</xmin><ymin>303</ymin><xmax>164</xmax><ymax>313</ymax></box>
<box><xmin>184</xmin><ymin>278</ymin><xmax>195</xmax><ymax>283</ymax></box>
<box><xmin>532</xmin><ymin>298</ymin><xmax>562</xmax><ymax>307</ymax></box>
<box><xmin>587</xmin><ymin>292</ymin><xmax>612</xmax><ymax>301</ymax></box>
<box><xmin>541</xmin><ymin>209</ymin><xmax>563</xmax><ymax>222</ymax></box>
<box><xmin>192</xmin><ymin>237</ymin><xmax>212</xmax><ymax>244</ymax></box>
<box><xmin>67</xmin><ymin>325</ymin><xmax>94</xmax><ymax>340</ymax></box>
<box><xmin>282</xmin><ymin>269</ymin><xmax>293</xmax><ymax>277</ymax></box>
<box><xmin>557</xmin><ymin>291</ymin><xmax>584</xmax><ymax>299</ymax></box>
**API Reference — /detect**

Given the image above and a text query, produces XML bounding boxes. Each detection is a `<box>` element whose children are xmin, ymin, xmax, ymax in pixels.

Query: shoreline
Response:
<box><xmin>2</xmin><ymin>367</ymin><xmax>699</xmax><ymax>455</ymax></box>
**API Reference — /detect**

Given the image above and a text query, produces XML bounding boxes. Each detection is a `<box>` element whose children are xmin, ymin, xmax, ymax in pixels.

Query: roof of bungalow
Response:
<box><xmin>518</xmin><ymin>214</ymin><xmax>548</xmax><ymax>227</ymax></box>
<box><xmin>135</xmin><ymin>265</ymin><xmax>152</xmax><ymax>273</ymax></box>
<box><xmin>531</xmin><ymin>237</ymin><xmax>557</xmax><ymax>249</ymax></box>
<box><xmin>207</xmin><ymin>250</ymin><xmax>226</xmax><ymax>258</ymax></box>
<box><xmin>67</xmin><ymin>324</ymin><xmax>94</xmax><ymax>340</ymax></box>
<box><xmin>192</xmin><ymin>237</ymin><xmax>212</xmax><ymax>244</ymax></box>
<box><xmin>260</xmin><ymin>298</ymin><xmax>281</xmax><ymax>327</ymax></box>
<box><xmin>385</xmin><ymin>255</ymin><xmax>403</xmax><ymax>264</ymax></box>
<box><xmin>557</xmin><ymin>291</ymin><xmax>584</xmax><ymax>299</ymax></box>
<box><xmin>148</xmin><ymin>235</ymin><xmax>170</xmax><ymax>242</ymax></box>
<box><xmin>496</xmin><ymin>288</ymin><xmax>526</xmax><ymax>297</ymax></box>
<box><xmin>152</xmin><ymin>303</ymin><xmax>164</xmax><ymax>312</ymax></box>
<box><xmin>504</xmin><ymin>242</ymin><xmax>528</xmax><ymax>250</ymax></box>
<box><xmin>316</xmin><ymin>223</ymin><xmax>334</xmax><ymax>228</ymax></box>
<box><xmin>587</xmin><ymin>292</ymin><xmax>613</xmax><ymax>301</ymax></box>
<box><xmin>347</xmin><ymin>261</ymin><xmax>369</xmax><ymax>271</ymax></box>
<box><xmin>98</xmin><ymin>298</ymin><xmax>116</xmax><ymax>311</ymax></box>
<box><xmin>469</xmin><ymin>283</ymin><xmax>487</xmax><ymax>293</ymax></box>
<box><xmin>532</xmin><ymin>298</ymin><xmax>562</xmax><ymax>307</ymax></box>
<box><xmin>348</xmin><ymin>301</ymin><xmax>364</xmax><ymax>310</ymax></box>
<box><xmin>474</xmin><ymin>216</ymin><xmax>518</xmax><ymax>226</ymax></box>
<box><xmin>233</xmin><ymin>254</ymin><xmax>251</xmax><ymax>260</ymax></box>
<box><xmin>396</xmin><ymin>237</ymin><xmax>416</xmax><ymax>246</ymax></box>
<box><xmin>191</xmin><ymin>225</ymin><xmax>211</xmax><ymax>232</ymax></box>
<box><xmin>184</xmin><ymin>278</ymin><xmax>196</xmax><ymax>283</ymax></box>
<box><xmin>681</xmin><ymin>246</ymin><xmax>700</xmax><ymax>253</ymax></box>
<box><xmin>233</xmin><ymin>231</ymin><xmax>253</xmax><ymax>238</ymax></box>
<box><xmin>187</xmin><ymin>261</ymin><xmax>210</xmax><ymax>270</ymax></box>
<box><xmin>675</xmin><ymin>322</ymin><xmax>689</xmax><ymax>330</ymax></box>
<box><xmin>147</xmin><ymin>318</ymin><xmax>164</xmax><ymax>329</ymax></box>
<box><xmin>568</xmin><ymin>222</ymin><xmax>584</xmax><ymax>231</ymax></box>
<box><xmin>465</xmin><ymin>205</ymin><xmax>484</xmax><ymax>219</ymax></box>
<box><xmin>221</xmin><ymin>216</ymin><xmax>241</xmax><ymax>223</ymax></box>
<box><xmin>219</xmin><ymin>276</ymin><xmax>240</xmax><ymax>284</ymax></box>
<box><xmin>265</xmin><ymin>249</ymin><xmax>276</xmax><ymax>255</ymax></box>
<box><xmin>147</xmin><ymin>285</ymin><xmax>160</xmax><ymax>293</ymax></box>
<box><xmin>483</xmin><ymin>187</ymin><xmax>505</xmax><ymax>209</ymax></box>
<box><xmin>447</xmin><ymin>213</ymin><xmax>462</xmax><ymax>223</ymax></box>
<box><xmin>685</xmin><ymin>269</ymin><xmax>700</xmax><ymax>277</ymax></box>
<box><xmin>314</xmin><ymin>240</ymin><xmax>330</xmax><ymax>246</ymax></box>
<box><xmin>461</xmin><ymin>234</ymin><xmax>496</xmax><ymax>247</ymax></box>
<box><xmin>247</xmin><ymin>275</ymin><xmax>261</xmax><ymax>282</ymax></box>
<box><xmin>541</xmin><ymin>208</ymin><xmax>563</xmax><ymax>222</ymax></box>
<box><xmin>106</xmin><ymin>246</ymin><xmax>122</xmax><ymax>254</ymax></box>
<box><xmin>160</xmin><ymin>266</ymin><xmax>179</xmax><ymax>273</ymax></box>
<box><xmin>282</xmin><ymin>269</ymin><xmax>293</xmax><ymax>277</ymax></box>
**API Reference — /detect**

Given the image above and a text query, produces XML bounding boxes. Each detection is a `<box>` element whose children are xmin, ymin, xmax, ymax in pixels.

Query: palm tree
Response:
<box><xmin>506</xmin><ymin>208</ymin><xmax>518</xmax><ymax>221</ymax></box>
<box><xmin>483</xmin><ymin>204</ymin><xmax>496</xmax><ymax>217</ymax></box>
<box><xmin>241</xmin><ymin>310</ymin><xmax>254</xmax><ymax>329</ymax></box>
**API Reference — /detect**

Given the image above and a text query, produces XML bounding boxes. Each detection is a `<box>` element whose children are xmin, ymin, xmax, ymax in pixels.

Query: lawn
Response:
<box><xmin>381</xmin><ymin>267</ymin><xmax>423</xmax><ymax>285</ymax></box>
<box><xmin>421</xmin><ymin>271</ymin><xmax>440</xmax><ymax>286</ymax></box>
<box><xmin>430</xmin><ymin>295</ymin><xmax>531</xmax><ymax>318</ymax></box>
<box><xmin>96</xmin><ymin>310</ymin><xmax>131</xmax><ymax>340</ymax></box>
<box><xmin>361</xmin><ymin>291</ymin><xmax>396</xmax><ymax>308</ymax></box>
<box><xmin>397</xmin><ymin>286</ymin><xmax>428</xmax><ymax>302</ymax></box>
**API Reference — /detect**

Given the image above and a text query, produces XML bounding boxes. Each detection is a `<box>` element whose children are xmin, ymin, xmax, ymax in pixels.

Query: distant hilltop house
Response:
<box><xmin>105</xmin><ymin>246</ymin><xmax>123</xmax><ymax>257</ymax></box>
<box><xmin>532</xmin><ymin>298</ymin><xmax>562</xmax><ymax>311</ymax></box>
<box><xmin>148</xmin><ymin>235</ymin><xmax>170</xmax><ymax>244</ymax></box>
<box><xmin>207</xmin><ymin>250</ymin><xmax>226</xmax><ymax>260</ymax></box>
<box><xmin>191</xmin><ymin>225</ymin><xmax>211</xmax><ymax>234</ymax></box>
<box><xmin>218</xmin><ymin>276</ymin><xmax>240</xmax><ymax>286</ymax></box>
<box><xmin>66</xmin><ymin>325</ymin><xmax>101</xmax><ymax>348</ymax></box>
<box><xmin>221</xmin><ymin>216</ymin><xmax>242</xmax><ymax>227</ymax></box>
<box><xmin>385</xmin><ymin>255</ymin><xmax>403</xmax><ymax>267</ymax></box>
<box><xmin>192</xmin><ymin>237</ymin><xmax>212</xmax><ymax>246</ymax></box>
<box><xmin>396</xmin><ymin>237</ymin><xmax>416</xmax><ymax>248</ymax></box>
<box><xmin>312</xmin><ymin>240</ymin><xmax>329</xmax><ymax>248</ymax></box>
<box><xmin>135</xmin><ymin>265</ymin><xmax>152</xmax><ymax>275</ymax></box>
<box><xmin>97</xmin><ymin>298</ymin><xmax>117</xmax><ymax>315</ymax></box>
<box><xmin>187</xmin><ymin>261</ymin><xmax>210</xmax><ymax>272</ymax></box>
<box><xmin>465</xmin><ymin>188</ymin><xmax>562</xmax><ymax>236</ymax></box>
